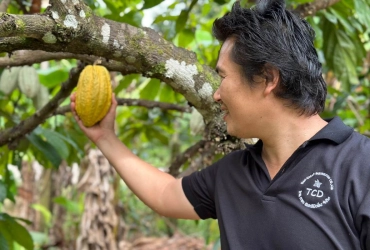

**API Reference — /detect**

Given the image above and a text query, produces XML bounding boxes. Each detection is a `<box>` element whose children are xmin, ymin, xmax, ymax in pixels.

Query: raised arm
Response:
<box><xmin>70</xmin><ymin>93</ymin><xmax>199</xmax><ymax>220</ymax></box>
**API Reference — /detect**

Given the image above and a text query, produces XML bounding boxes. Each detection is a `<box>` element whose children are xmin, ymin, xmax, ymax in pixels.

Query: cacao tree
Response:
<box><xmin>0</xmin><ymin>0</ymin><xmax>369</xmax><ymax>248</ymax></box>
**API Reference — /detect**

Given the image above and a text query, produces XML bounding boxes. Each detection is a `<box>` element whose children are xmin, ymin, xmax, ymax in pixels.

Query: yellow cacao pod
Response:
<box><xmin>75</xmin><ymin>65</ymin><xmax>112</xmax><ymax>127</ymax></box>
<box><xmin>0</xmin><ymin>67</ymin><xmax>21</xmax><ymax>95</ymax></box>
<box><xmin>18</xmin><ymin>66</ymin><xmax>41</xmax><ymax>98</ymax></box>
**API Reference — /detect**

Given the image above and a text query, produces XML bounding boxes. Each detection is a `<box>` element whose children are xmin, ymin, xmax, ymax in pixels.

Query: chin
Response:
<box><xmin>227</xmin><ymin>127</ymin><xmax>250</xmax><ymax>139</ymax></box>
<box><xmin>226</xmin><ymin>128</ymin><xmax>238</xmax><ymax>138</ymax></box>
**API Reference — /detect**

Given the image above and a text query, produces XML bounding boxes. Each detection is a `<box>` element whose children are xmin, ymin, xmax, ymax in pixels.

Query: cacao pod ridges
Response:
<box><xmin>75</xmin><ymin>65</ymin><xmax>112</xmax><ymax>127</ymax></box>
<box><xmin>18</xmin><ymin>66</ymin><xmax>41</xmax><ymax>98</ymax></box>
<box><xmin>0</xmin><ymin>67</ymin><xmax>22</xmax><ymax>96</ymax></box>
<box><xmin>32</xmin><ymin>85</ymin><xmax>49</xmax><ymax>110</ymax></box>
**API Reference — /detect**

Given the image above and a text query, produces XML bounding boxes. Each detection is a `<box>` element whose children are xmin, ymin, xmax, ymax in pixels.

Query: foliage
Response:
<box><xmin>0</xmin><ymin>213</ymin><xmax>34</xmax><ymax>250</ymax></box>
<box><xmin>0</xmin><ymin>0</ymin><xmax>369</xmax><ymax>248</ymax></box>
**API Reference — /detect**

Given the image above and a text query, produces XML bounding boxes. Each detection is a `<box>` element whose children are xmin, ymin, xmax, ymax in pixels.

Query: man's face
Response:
<box><xmin>213</xmin><ymin>38</ymin><xmax>266</xmax><ymax>138</ymax></box>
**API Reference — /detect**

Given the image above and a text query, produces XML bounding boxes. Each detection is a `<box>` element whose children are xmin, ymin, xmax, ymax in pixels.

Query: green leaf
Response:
<box><xmin>140</xmin><ymin>78</ymin><xmax>161</xmax><ymax>100</ymax></box>
<box><xmin>323</xmin><ymin>11</ymin><xmax>337</xmax><ymax>24</ymax></box>
<box><xmin>321</xmin><ymin>18</ymin><xmax>364</xmax><ymax>90</ymax></box>
<box><xmin>159</xmin><ymin>83</ymin><xmax>176</xmax><ymax>103</ymax></box>
<box><xmin>142</xmin><ymin>0</ymin><xmax>164</xmax><ymax>9</ymax></box>
<box><xmin>176</xmin><ymin>10</ymin><xmax>190</xmax><ymax>33</ymax></box>
<box><xmin>0</xmin><ymin>180</ymin><xmax>6</xmax><ymax>203</ymax></box>
<box><xmin>329</xmin><ymin>6</ymin><xmax>354</xmax><ymax>33</ymax></box>
<box><xmin>355</xmin><ymin>0</ymin><xmax>370</xmax><ymax>31</ymax></box>
<box><xmin>107</xmin><ymin>10</ymin><xmax>143</xmax><ymax>27</ymax></box>
<box><xmin>152</xmin><ymin>15</ymin><xmax>177</xmax><ymax>24</ymax></box>
<box><xmin>114</xmin><ymin>74</ymin><xmax>140</xmax><ymax>95</ymax></box>
<box><xmin>38</xmin><ymin>67</ymin><xmax>69</xmax><ymax>88</ymax></box>
<box><xmin>146</xmin><ymin>126</ymin><xmax>169</xmax><ymax>145</ymax></box>
<box><xmin>214</xmin><ymin>0</ymin><xmax>228</xmax><ymax>4</ymax></box>
<box><xmin>201</xmin><ymin>3</ymin><xmax>212</xmax><ymax>16</ymax></box>
<box><xmin>0</xmin><ymin>214</ymin><xmax>34</xmax><ymax>250</ymax></box>
<box><xmin>102</xmin><ymin>0</ymin><xmax>122</xmax><ymax>15</ymax></box>
<box><xmin>31</xmin><ymin>204</ymin><xmax>51</xmax><ymax>227</ymax></box>
<box><xmin>29</xmin><ymin>231</ymin><xmax>49</xmax><ymax>246</ymax></box>
<box><xmin>38</xmin><ymin>128</ymin><xmax>70</xmax><ymax>159</ymax></box>
<box><xmin>26</xmin><ymin>132</ymin><xmax>62</xmax><ymax>168</ymax></box>
<box><xmin>4</xmin><ymin>166</ymin><xmax>15</xmax><ymax>203</ymax></box>
<box><xmin>121</xmin><ymin>127</ymin><xmax>141</xmax><ymax>145</ymax></box>
<box><xmin>178</xmin><ymin>29</ymin><xmax>195</xmax><ymax>48</ymax></box>
<box><xmin>0</xmin><ymin>232</ymin><xmax>10</xmax><ymax>250</ymax></box>
<box><xmin>53</xmin><ymin>196</ymin><xmax>81</xmax><ymax>214</ymax></box>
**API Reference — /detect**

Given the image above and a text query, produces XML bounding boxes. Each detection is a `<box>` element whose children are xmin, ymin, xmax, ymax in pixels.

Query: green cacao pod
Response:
<box><xmin>18</xmin><ymin>66</ymin><xmax>41</xmax><ymax>98</ymax></box>
<box><xmin>75</xmin><ymin>65</ymin><xmax>112</xmax><ymax>127</ymax></box>
<box><xmin>32</xmin><ymin>85</ymin><xmax>49</xmax><ymax>110</ymax></box>
<box><xmin>0</xmin><ymin>67</ymin><xmax>21</xmax><ymax>95</ymax></box>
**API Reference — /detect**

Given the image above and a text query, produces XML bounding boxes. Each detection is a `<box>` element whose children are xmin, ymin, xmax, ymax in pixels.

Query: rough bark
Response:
<box><xmin>293</xmin><ymin>0</ymin><xmax>341</xmax><ymax>17</ymax></box>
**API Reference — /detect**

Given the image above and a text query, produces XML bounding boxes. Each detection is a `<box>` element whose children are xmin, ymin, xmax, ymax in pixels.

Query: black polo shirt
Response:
<box><xmin>182</xmin><ymin>117</ymin><xmax>370</xmax><ymax>249</ymax></box>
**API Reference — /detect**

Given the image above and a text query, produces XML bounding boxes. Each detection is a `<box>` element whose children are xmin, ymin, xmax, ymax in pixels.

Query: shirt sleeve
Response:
<box><xmin>356</xmin><ymin>185</ymin><xmax>370</xmax><ymax>250</ymax></box>
<box><xmin>182</xmin><ymin>162</ymin><xmax>219</xmax><ymax>219</ymax></box>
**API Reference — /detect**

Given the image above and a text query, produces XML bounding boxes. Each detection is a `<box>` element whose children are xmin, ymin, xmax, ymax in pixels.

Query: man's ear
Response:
<box><xmin>263</xmin><ymin>64</ymin><xmax>280</xmax><ymax>96</ymax></box>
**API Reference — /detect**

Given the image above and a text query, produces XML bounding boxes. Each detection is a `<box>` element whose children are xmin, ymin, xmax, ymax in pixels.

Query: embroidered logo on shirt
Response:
<box><xmin>313</xmin><ymin>179</ymin><xmax>322</xmax><ymax>188</ymax></box>
<box><xmin>298</xmin><ymin>172</ymin><xmax>334</xmax><ymax>209</ymax></box>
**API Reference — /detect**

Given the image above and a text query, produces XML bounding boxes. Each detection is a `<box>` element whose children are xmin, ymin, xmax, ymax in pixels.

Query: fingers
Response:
<box><xmin>70</xmin><ymin>93</ymin><xmax>83</xmax><ymax>127</ymax></box>
<box><xmin>107</xmin><ymin>93</ymin><xmax>117</xmax><ymax>115</ymax></box>
<box><xmin>70</xmin><ymin>93</ymin><xmax>76</xmax><ymax>113</ymax></box>
<box><xmin>70</xmin><ymin>92</ymin><xmax>76</xmax><ymax>101</ymax></box>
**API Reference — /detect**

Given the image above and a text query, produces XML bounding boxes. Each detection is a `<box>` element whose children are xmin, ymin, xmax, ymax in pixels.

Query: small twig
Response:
<box><xmin>0</xmin><ymin>0</ymin><xmax>11</xmax><ymax>12</ymax></box>
<box><xmin>52</xmin><ymin>99</ymin><xmax>190</xmax><ymax>117</ymax></box>
<box><xmin>30</xmin><ymin>0</ymin><xmax>41</xmax><ymax>14</ymax></box>
<box><xmin>178</xmin><ymin>142</ymin><xmax>217</xmax><ymax>178</ymax></box>
<box><xmin>168</xmin><ymin>140</ymin><xmax>207</xmax><ymax>177</ymax></box>
<box><xmin>15</xmin><ymin>0</ymin><xmax>28</xmax><ymax>14</ymax></box>
<box><xmin>293</xmin><ymin>0</ymin><xmax>341</xmax><ymax>18</ymax></box>
<box><xmin>116</xmin><ymin>98</ymin><xmax>191</xmax><ymax>113</ymax></box>
<box><xmin>346</xmin><ymin>98</ymin><xmax>364</xmax><ymax>126</ymax></box>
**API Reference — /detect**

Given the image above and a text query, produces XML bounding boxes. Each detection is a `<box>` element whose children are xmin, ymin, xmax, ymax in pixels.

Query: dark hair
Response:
<box><xmin>212</xmin><ymin>0</ymin><xmax>327</xmax><ymax>115</ymax></box>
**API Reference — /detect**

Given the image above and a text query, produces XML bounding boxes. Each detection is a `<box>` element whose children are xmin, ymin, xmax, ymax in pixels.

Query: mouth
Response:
<box><xmin>220</xmin><ymin>106</ymin><xmax>229</xmax><ymax>120</ymax></box>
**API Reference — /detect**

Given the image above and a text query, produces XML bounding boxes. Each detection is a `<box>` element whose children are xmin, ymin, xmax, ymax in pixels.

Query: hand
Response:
<box><xmin>70</xmin><ymin>92</ymin><xmax>118</xmax><ymax>144</ymax></box>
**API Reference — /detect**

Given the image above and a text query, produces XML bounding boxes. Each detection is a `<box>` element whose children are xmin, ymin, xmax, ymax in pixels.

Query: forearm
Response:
<box><xmin>95</xmin><ymin>134</ymin><xmax>177</xmax><ymax>215</ymax></box>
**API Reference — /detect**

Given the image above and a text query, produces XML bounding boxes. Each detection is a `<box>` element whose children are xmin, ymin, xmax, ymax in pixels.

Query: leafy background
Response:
<box><xmin>0</xmin><ymin>0</ymin><xmax>369</xmax><ymax>249</ymax></box>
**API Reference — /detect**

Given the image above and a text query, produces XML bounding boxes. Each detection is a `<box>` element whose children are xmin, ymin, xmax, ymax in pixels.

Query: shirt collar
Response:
<box><xmin>246</xmin><ymin>116</ymin><xmax>353</xmax><ymax>151</ymax></box>
<box><xmin>309</xmin><ymin>116</ymin><xmax>353</xmax><ymax>144</ymax></box>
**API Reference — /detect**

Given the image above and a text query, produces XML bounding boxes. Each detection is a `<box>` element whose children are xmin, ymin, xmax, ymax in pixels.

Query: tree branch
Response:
<box><xmin>0</xmin><ymin>0</ymin><xmax>11</xmax><ymax>12</ymax></box>
<box><xmin>294</xmin><ymin>0</ymin><xmax>341</xmax><ymax>18</ymax></box>
<box><xmin>15</xmin><ymin>0</ymin><xmax>28</xmax><ymax>14</ymax></box>
<box><xmin>177</xmin><ymin>141</ymin><xmax>217</xmax><ymax>178</ymax></box>
<box><xmin>168</xmin><ymin>140</ymin><xmax>207</xmax><ymax>177</ymax></box>
<box><xmin>53</xmin><ymin>99</ymin><xmax>191</xmax><ymax>117</ymax></box>
<box><xmin>0</xmin><ymin>50</ymin><xmax>136</xmax><ymax>73</ymax></box>
<box><xmin>0</xmin><ymin>62</ymin><xmax>86</xmax><ymax>148</ymax></box>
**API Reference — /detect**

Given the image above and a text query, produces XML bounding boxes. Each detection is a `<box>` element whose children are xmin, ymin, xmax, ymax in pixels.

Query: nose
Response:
<box><xmin>213</xmin><ymin>88</ymin><xmax>221</xmax><ymax>102</ymax></box>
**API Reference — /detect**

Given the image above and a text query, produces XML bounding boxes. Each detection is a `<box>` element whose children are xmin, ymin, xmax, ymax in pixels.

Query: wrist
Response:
<box><xmin>94</xmin><ymin>131</ymin><xmax>118</xmax><ymax>148</ymax></box>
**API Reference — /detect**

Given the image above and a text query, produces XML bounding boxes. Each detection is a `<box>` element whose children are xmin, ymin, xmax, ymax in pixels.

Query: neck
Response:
<box><xmin>260</xmin><ymin>114</ymin><xmax>327</xmax><ymax>179</ymax></box>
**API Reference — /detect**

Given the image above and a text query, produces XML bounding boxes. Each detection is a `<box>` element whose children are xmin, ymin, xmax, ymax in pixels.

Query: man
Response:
<box><xmin>71</xmin><ymin>0</ymin><xmax>370</xmax><ymax>249</ymax></box>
